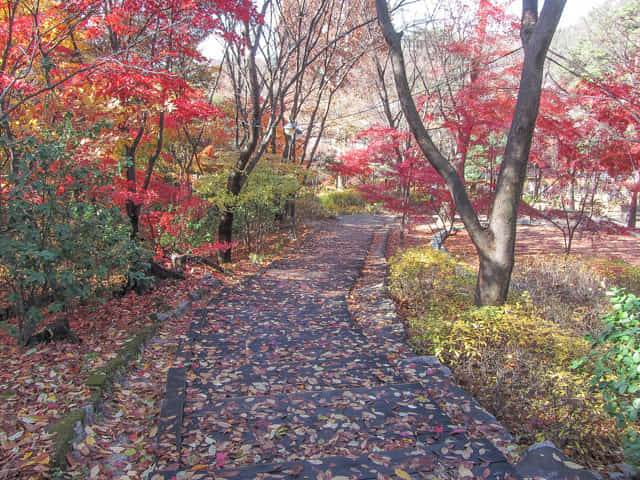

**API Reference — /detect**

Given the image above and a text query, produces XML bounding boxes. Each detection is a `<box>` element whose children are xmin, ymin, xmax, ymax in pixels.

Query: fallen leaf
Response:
<box><xmin>216</xmin><ymin>451</ymin><xmax>228</xmax><ymax>468</ymax></box>
<box><xmin>394</xmin><ymin>468</ymin><xmax>412</xmax><ymax>479</ymax></box>
<box><xmin>90</xmin><ymin>464</ymin><xmax>100</xmax><ymax>478</ymax></box>
<box><xmin>458</xmin><ymin>466</ymin><xmax>473</xmax><ymax>478</ymax></box>
<box><xmin>563</xmin><ymin>460</ymin><xmax>585</xmax><ymax>470</ymax></box>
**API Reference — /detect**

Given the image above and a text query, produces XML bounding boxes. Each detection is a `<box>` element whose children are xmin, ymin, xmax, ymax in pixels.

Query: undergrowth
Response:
<box><xmin>317</xmin><ymin>189</ymin><xmax>378</xmax><ymax>216</ymax></box>
<box><xmin>388</xmin><ymin>247</ymin><xmax>630</xmax><ymax>471</ymax></box>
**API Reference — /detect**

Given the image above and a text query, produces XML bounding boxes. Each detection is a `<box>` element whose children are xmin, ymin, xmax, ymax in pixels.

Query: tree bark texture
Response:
<box><xmin>124</xmin><ymin>121</ymin><xmax>146</xmax><ymax>239</ymax></box>
<box><xmin>376</xmin><ymin>0</ymin><xmax>566</xmax><ymax>305</ymax></box>
<box><xmin>629</xmin><ymin>191</ymin><xmax>638</xmax><ymax>229</ymax></box>
<box><xmin>218</xmin><ymin>168</ymin><xmax>247</xmax><ymax>262</ymax></box>
<box><xmin>217</xmin><ymin>18</ymin><xmax>265</xmax><ymax>262</ymax></box>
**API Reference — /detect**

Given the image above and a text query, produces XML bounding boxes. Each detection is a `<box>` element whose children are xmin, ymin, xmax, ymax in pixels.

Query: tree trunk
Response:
<box><xmin>218</xmin><ymin>210</ymin><xmax>234</xmax><ymax>263</ymax></box>
<box><xmin>126</xmin><ymin>200</ymin><xmax>141</xmax><ymax>240</ymax></box>
<box><xmin>475</xmin><ymin>253</ymin><xmax>513</xmax><ymax>306</ymax></box>
<box><xmin>376</xmin><ymin>0</ymin><xmax>566</xmax><ymax>305</ymax></box>
<box><xmin>25</xmin><ymin>318</ymin><xmax>81</xmax><ymax>346</ymax></box>
<box><xmin>216</xmin><ymin>16</ymin><xmax>276</xmax><ymax>262</ymax></box>
<box><xmin>282</xmin><ymin>134</ymin><xmax>292</xmax><ymax>162</ymax></box>
<box><xmin>124</xmin><ymin>121</ymin><xmax>146</xmax><ymax>239</ymax></box>
<box><xmin>628</xmin><ymin>191</ymin><xmax>637</xmax><ymax>228</ymax></box>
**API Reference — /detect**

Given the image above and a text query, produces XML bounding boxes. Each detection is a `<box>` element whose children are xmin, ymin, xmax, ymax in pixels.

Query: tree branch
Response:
<box><xmin>375</xmin><ymin>0</ymin><xmax>488</xmax><ymax>250</ymax></box>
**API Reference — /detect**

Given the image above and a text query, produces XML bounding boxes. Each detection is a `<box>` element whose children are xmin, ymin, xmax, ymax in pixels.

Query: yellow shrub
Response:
<box><xmin>387</xmin><ymin>246</ymin><xmax>623</xmax><ymax>469</ymax></box>
<box><xmin>388</xmin><ymin>247</ymin><xmax>472</xmax><ymax>306</ymax></box>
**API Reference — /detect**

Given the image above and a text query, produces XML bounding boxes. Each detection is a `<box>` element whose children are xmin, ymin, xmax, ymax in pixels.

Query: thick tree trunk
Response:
<box><xmin>218</xmin><ymin>165</ymin><xmax>248</xmax><ymax>263</ymax></box>
<box><xmin>376</xmin><ymin>0</ymin><xmax>566</xmax><ymax>305</ymax></box>
<box><xmin>126</xmin><ymin>200</ymin><xmax>141</xmax><ymax>240</ymax></box>
<box><xmin>218</xmin><ymin>210</ymin><xmax>234</xmax><ymax>263</ymax></box>
<box><xmin>124</xmin><ymin>121</ymin><xmax>146</xmax><ymax>239</ymax></box>
<box><xmin>628</xmin><ymin>191</ymin><xmax>637</xmax><ymax>229</ymax></box>
<box><xmin>475</xmin><ymin>253</ymin><xmax>513</xmax><ymax>306</ymax></box>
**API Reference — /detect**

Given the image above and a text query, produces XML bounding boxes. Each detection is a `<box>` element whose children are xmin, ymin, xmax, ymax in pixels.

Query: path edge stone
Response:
<box><xmin>350</xmin><ymin>219</ymin><xmax>522</xmax><ymax>464</ymax></box>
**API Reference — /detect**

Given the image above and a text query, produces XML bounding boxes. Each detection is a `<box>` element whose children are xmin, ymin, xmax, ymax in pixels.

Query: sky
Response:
<box><xmin>522</xmin><ymin>0</ymin><xmax>608</xmax><ymax>27</ymax></box>
<box><xmin>199</xmin><ymin>0</ymin><xmax>611</xmax><ymax>60</ymax></box>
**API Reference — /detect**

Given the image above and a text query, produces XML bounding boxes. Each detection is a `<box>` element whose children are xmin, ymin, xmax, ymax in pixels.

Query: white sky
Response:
<box><xmin>199</xmin><ymin>0</ymin><xmax>611</xmax><ymax>60</ymax></box>
<box><xmin>523</xmin><ymin>0</ymin><xmax>609</xmax><ymax>27</ymax></box>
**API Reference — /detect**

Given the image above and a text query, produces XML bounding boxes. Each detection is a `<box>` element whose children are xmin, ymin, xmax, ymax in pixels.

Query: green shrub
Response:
<box><xmin>295</xmin><ymin>192</ymin><xmax>328</xmax><ymax>220</ymax></box>
<box><xmin>196</xmin><ymin>160</ymin><xmax>303</xmax><ymax>252</ymax></box>
<box><xmin>388</xmin><ymin>246</ymin><xmax>622</xmax><ymax>468</ymax></box>
<box><xmin>156</xmin><ymin>204</ymin><xmax>220</xmax><ymax>255</ymax></box>
<box><xmin>576</xmin><ymin>289</ymin><xmax>640</xmax><ymax>464</ymax></box>
<box><xmin>0</xmin><ymin>133</ymin><xmax>143</xmax><ymax>344</ymax></box>
<box><xmin>388</xmin><ymin>247</ymin><xmax>472</xmax><ymax>306</ymax></box>
<box><xmin>317</xmin><ymin>189</ymin><xmax>373</xmax><ymax>216</ymax></box>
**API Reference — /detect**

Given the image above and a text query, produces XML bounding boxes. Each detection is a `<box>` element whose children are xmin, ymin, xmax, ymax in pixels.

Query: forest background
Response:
<box><xmin>1</xmin><ymin>0</ymin><xmax>640</xmax><ymax>477</ymax></box>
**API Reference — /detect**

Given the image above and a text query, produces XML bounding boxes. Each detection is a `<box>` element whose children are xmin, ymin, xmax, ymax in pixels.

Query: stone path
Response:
<box><xmin>152</xmin><ymin>215</ymin><xmax>521</xmax><ymax>479</ymax></box>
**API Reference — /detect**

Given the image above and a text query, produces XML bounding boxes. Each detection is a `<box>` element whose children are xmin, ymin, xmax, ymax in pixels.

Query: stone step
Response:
<box><xmin>153</xmin><ymin>437</ymin><xmax>519</xmax><ymax>479</ymax></box>
<box><xmin>189</xmin><ymin>327</ymin><xmax>379</xmax><ymax>367</ymax></box>
<box><xmin>192</xmin><ymin>293</ymin><xmax>355</xmax><ymax>339</ymax></box>
<box><xmin>187</xmin><ymin>353</ymin><xmax>404</xmax><ymax>399</ymax></box>
<box><xmin>179</xmin><ymin>383</ymin><xmax>466</xmax><ymax>470</ymax></box>
<box><xmin>192</xmin><ymin>308</ymin><xmax>355</xmax><ymax>340</ymax></box>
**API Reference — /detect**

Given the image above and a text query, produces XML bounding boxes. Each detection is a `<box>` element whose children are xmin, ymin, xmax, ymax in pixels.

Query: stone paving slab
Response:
<box><xmin>187</xmin><ymin>353</ymin><xmax>403</xmax><ymax>399</ymax></box>
<box><xmin>401</xmin><ymin>358</ymin><xmax>519</xmax><ymax>460</ymax></box>
<box><xmin>153</xmin><ymin>438</ymin><xmax>518</xmax><ymax>479</ymax></box>
<box><xmin>181</xmin><ymin>383</ymin><xmax>456</xmax><ymax>468</ymax></box>
<box><xmin>188</xmin><ymin>328</ymin><xmax>380</xmax><ymax>368</ymax></box>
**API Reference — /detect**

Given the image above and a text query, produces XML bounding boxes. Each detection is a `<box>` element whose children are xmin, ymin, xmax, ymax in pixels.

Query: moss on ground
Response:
<box><xmin>49</xmin><ymin>322</ymin><xmax>162</xmax><ymax>469</ymax></box>
<box><xmin>48</xmin><ymin>408</ymin><xmax>86</xmax><ymax>469</ymax></box>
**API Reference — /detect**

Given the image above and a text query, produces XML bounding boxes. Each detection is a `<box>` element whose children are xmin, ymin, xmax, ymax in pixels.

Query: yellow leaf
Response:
<box><xmin>394</xmin><ymin>468</ymin><xmax>412</xmax><ymax>479</ymax></box>
<box><xmin>86</xmin><ymin>436</ymin><xmax>96</xmax><ymax>446</ymax></box>
<box><xmin>458</xmin><ymin>466</ymin><xmax>473</xmax><ymax>477</ymax></box>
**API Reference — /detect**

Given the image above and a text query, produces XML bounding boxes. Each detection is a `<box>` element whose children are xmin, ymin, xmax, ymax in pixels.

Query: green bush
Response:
<box><xmin>576</xmin><ymin>289</ymin><xmax>640</xmax><ymax>464</ymax></box>
<box><xmin>155</xmin><ymin>203</ymin><xmax>220</xmax><ymax>255</ymax></box>
<box><xmin>295</xmin><ymin>192</ymin><xmax>328</xmax><ymax>220</ymax></box>
<box><xmin>388</xmin><ymin>246</ymin><xmax>621</xmax><ymax>468</ymax></box>
<box><xmin>317</xmin><ymin>189</ymin><xmax>373</xmax><ymax>216</ymax></box>
<box><xmin>196</xmin><ymin>160</ymin><xmax>303</xmax><ymax>252</ymax></box>
<box><xmin>0</xmin><ymin>133</ymin><xmax>143</xmax><ymax>344</ymax></box>
<box><xmin>388</xmin><ymin>247</ymin><xmax>471</xmax><ymax>305</ymax></box>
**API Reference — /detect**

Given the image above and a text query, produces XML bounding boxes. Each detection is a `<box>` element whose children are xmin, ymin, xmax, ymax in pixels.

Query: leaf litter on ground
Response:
<box><xmin>0</xmin><ymin>224</ymin><xmax>316</xmax><ymax>479</ymax></box>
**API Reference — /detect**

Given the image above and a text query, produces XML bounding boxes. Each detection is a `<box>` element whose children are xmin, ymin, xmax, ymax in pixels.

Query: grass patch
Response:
<box><xmin>388</xmin><ymin>247</ymin><xmax>626</xmax><ymax>470</ymax></box>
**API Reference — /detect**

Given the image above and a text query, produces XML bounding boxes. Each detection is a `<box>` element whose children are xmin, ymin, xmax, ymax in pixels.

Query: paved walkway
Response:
<box><xmin>152</xmin><ymin>216</ymin><xmax>520</xmax><ymax>479</ymax></box>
